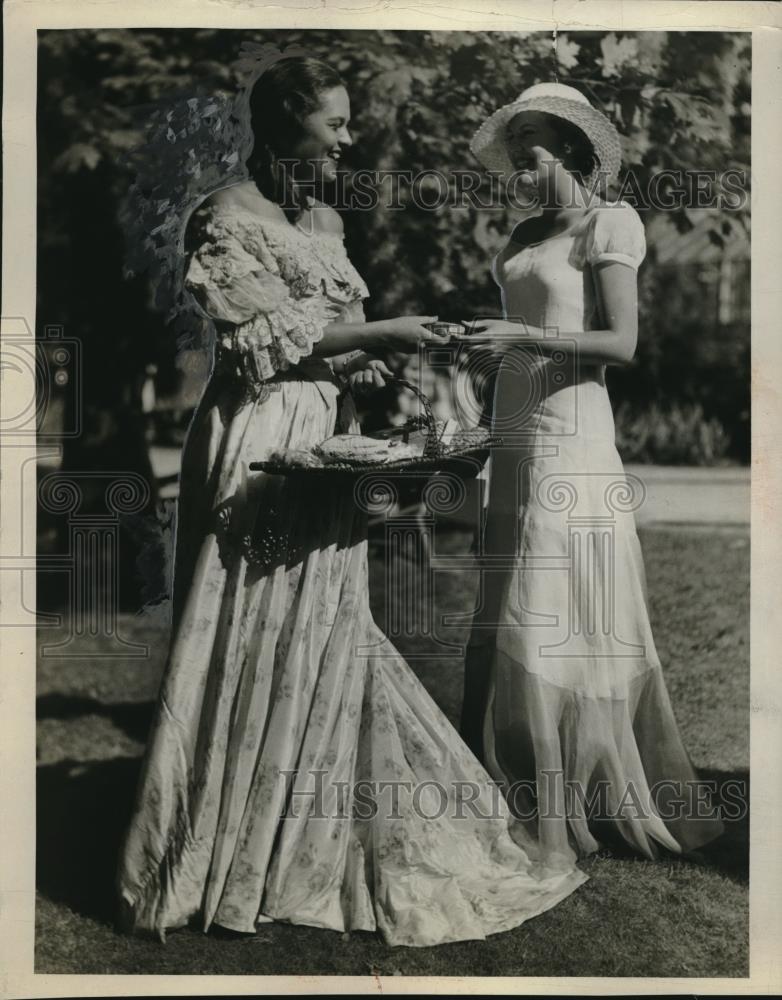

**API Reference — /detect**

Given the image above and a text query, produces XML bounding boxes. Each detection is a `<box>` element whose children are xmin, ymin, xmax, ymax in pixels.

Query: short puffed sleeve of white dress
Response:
<box><xmin>584</xmin><ymin>201</ymin><xmax>647</xmax><ymax>271</ymax></box>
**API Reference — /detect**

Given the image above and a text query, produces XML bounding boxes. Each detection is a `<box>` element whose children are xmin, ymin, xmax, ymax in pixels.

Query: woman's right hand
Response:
<box><xmin>372</xmin><ymin>316</ymin><xmax>449</xmax><ymax>354</ymax></box>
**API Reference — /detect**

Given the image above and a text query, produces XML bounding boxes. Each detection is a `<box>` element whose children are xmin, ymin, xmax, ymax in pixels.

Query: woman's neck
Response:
<box><xmin>540</xmin><ymin>175</ymin><xmax>592</xmax><ymax>217</ymax></box>
<box><xmin>249</xmin><ymin>165</ymin><xmax>308</xmax><ymax>223</ymax></box>
<box><xmin>534</xmin><ymin>182</ymin><xmax>594</xmax><ymax>233</ymax></box>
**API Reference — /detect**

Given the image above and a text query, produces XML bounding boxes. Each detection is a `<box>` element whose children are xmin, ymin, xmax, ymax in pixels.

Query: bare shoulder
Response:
<box><xmin>309</xmin><ymin>200</ymin><xmax>344</xmax><ymax>236</ymax></box>
<box><xmin>184</xmin><ymin>183</ymin><xmax>285</xmax><ymax>252</ymax></box>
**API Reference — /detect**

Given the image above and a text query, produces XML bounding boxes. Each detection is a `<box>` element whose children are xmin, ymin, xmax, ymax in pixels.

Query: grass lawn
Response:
<box><xmin>35</xmin><ymin>524</ymin><xmax>749</xmax><ymax>977</ymax></box>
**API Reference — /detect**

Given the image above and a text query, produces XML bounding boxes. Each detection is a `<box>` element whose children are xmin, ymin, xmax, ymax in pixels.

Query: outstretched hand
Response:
<box><xmin>375</xmin><ymin>316</ymin><xmax>450</xmax><ymax>353</ymax></box>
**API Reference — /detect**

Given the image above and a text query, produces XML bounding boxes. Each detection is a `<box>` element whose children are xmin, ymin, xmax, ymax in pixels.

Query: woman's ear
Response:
<box><xmin>559</xmin><ymin>143</ymin><xmax>578</xmax><ymax>177</ymax></box>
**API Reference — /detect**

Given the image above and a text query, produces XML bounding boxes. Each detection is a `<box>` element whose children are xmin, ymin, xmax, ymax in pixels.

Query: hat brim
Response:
<box><xmin>470</xmin><ymin>95</ymin><xmax>622</xmax><ymax>187</ymax></box>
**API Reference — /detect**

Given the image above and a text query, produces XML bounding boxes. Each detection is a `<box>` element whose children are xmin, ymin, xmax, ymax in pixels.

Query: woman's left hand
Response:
<box><xmin>348</xmin><ymin>357</ymin><xmax>394</xmax><ymax>393</ymax></box>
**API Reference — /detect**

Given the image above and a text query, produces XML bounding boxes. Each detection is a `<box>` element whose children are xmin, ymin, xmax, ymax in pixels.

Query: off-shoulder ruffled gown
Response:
<box><xmin>463</xmin><ymin>201</ymin><xmax>724</xmax><ymax>866</ymax></box>
<box><xmin>116</xmin><ymin>201</ymin><xmax>587</xmax><ymax>947</ymax></box>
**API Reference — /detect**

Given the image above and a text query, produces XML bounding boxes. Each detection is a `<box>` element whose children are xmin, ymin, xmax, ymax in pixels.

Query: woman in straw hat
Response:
<box><xmin>117</xmin><ymin>58</ymin><xmax>589</xmax><ymax>948</ymax></box>
<box><xmin>462</xmin><ymin>83</ymin><xmax>724</xmax><ymax>864</ymax></box>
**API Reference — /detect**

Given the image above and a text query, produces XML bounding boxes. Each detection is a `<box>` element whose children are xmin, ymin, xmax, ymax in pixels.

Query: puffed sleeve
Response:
<box><xmin>184</xmin><ymin>216</ymin><xmax>326</xmax><ymax>383</ymax></box>
<box><xmin>584</xmin><ymin>202</ymin><xmax>646</xmax><ymax>271</ymax></box>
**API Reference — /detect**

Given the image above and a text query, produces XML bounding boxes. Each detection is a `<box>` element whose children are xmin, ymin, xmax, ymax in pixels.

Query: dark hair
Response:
<box><xmin>544</xmin><ymin>114</ymin><xmax>598</xmax><ymax>185</ymax></box>
<box><xmin>246</xmin><ymin>56</ymin><xmax>345</xmax><ymax>217</ymax></box>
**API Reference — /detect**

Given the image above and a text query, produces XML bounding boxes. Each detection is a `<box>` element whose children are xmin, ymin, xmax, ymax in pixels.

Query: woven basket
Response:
<box><xmin>249</xmin><ymin>377</ymin><xmax>499</xmax><ymax>479</ymax></box>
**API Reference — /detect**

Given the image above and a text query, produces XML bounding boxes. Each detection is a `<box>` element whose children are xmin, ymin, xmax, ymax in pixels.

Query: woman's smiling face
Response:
<box><xmin>505</xmin><ymin>111</ymin><xmax>564</xmax><ymax>174</ymax></box>
<box><xmin>504</xmin><ymin>110</ymin><xmax>589</xmax><ymax>206</ymax></box>
<box><xmin>289</xmin><ymin>85</ymin><xmax>352</xmax><ymax>184</ymax></box>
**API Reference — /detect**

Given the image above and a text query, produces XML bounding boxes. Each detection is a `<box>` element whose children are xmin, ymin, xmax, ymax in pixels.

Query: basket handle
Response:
<box><xmin>342</xmin><ymin>374</ymin><xmax>442</xmax><ymax>459</ymax></box>
<box><xmin>384</xmin><ymin>377</ymin><xmax>442</xmax><ymax>460</ymax></box>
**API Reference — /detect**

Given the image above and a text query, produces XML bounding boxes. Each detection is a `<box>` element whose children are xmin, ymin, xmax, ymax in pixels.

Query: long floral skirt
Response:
<box><xmin>117</xmin><ymin>363</ymin><xmax>587</xmax><ymax>947</ymax></box>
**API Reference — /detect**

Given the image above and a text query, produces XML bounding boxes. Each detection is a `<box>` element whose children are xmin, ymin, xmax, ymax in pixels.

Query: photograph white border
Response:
<box><xmin>2</xmin><ymin>1</ymin><xmax>780</xmax><ymax>995</ymax></box>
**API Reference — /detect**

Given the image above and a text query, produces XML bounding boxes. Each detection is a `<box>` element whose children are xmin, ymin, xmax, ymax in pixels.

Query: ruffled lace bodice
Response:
<box><xmin>185</xmin><ymin>201</ymin><xmax>369</xmax><ymax>391</ymax></box>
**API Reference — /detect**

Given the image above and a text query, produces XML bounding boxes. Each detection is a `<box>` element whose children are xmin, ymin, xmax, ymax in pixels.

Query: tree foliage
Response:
<box><xmin>37</xmin><ymin>28</ymin><xmax>751</xmax><ymax>469</ymax></box>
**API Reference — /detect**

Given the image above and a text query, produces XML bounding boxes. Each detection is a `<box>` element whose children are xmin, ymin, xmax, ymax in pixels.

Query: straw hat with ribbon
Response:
<box><xmin>469</xmin><ymin>82</ymin><xmax>622</xmax><ymax>188</ymax></box>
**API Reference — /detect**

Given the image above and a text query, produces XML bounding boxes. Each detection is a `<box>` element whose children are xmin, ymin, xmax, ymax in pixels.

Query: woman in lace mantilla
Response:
<box><xmin>116</xmin><ymin>53</ymin><xmax>587</xmax><ymax>948</ymax></box>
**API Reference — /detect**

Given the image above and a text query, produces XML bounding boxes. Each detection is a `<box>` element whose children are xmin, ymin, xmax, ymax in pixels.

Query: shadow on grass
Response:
<box><xmin>36</xmin><ymin>699</ymin><xmax>749</xmax><ymax>941</ymax></box>
<box><xmin>36</xmin><ymin>700</ymin><xmax>154</xmax><ymax>924</ymax></box>
<box><xmin>585</xmin><ymin>766</ymin><xmax>749</xmax><ymax>885</ymax></box>
<box><xmin>692</xmin><ymin>767</ymin><xmax>749</xmax><ymax>885</ymax></box>
<box><xmin>37</xmin><ymin>692</ymin><xmax>154</xmax><ymax>744</ymax></box>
